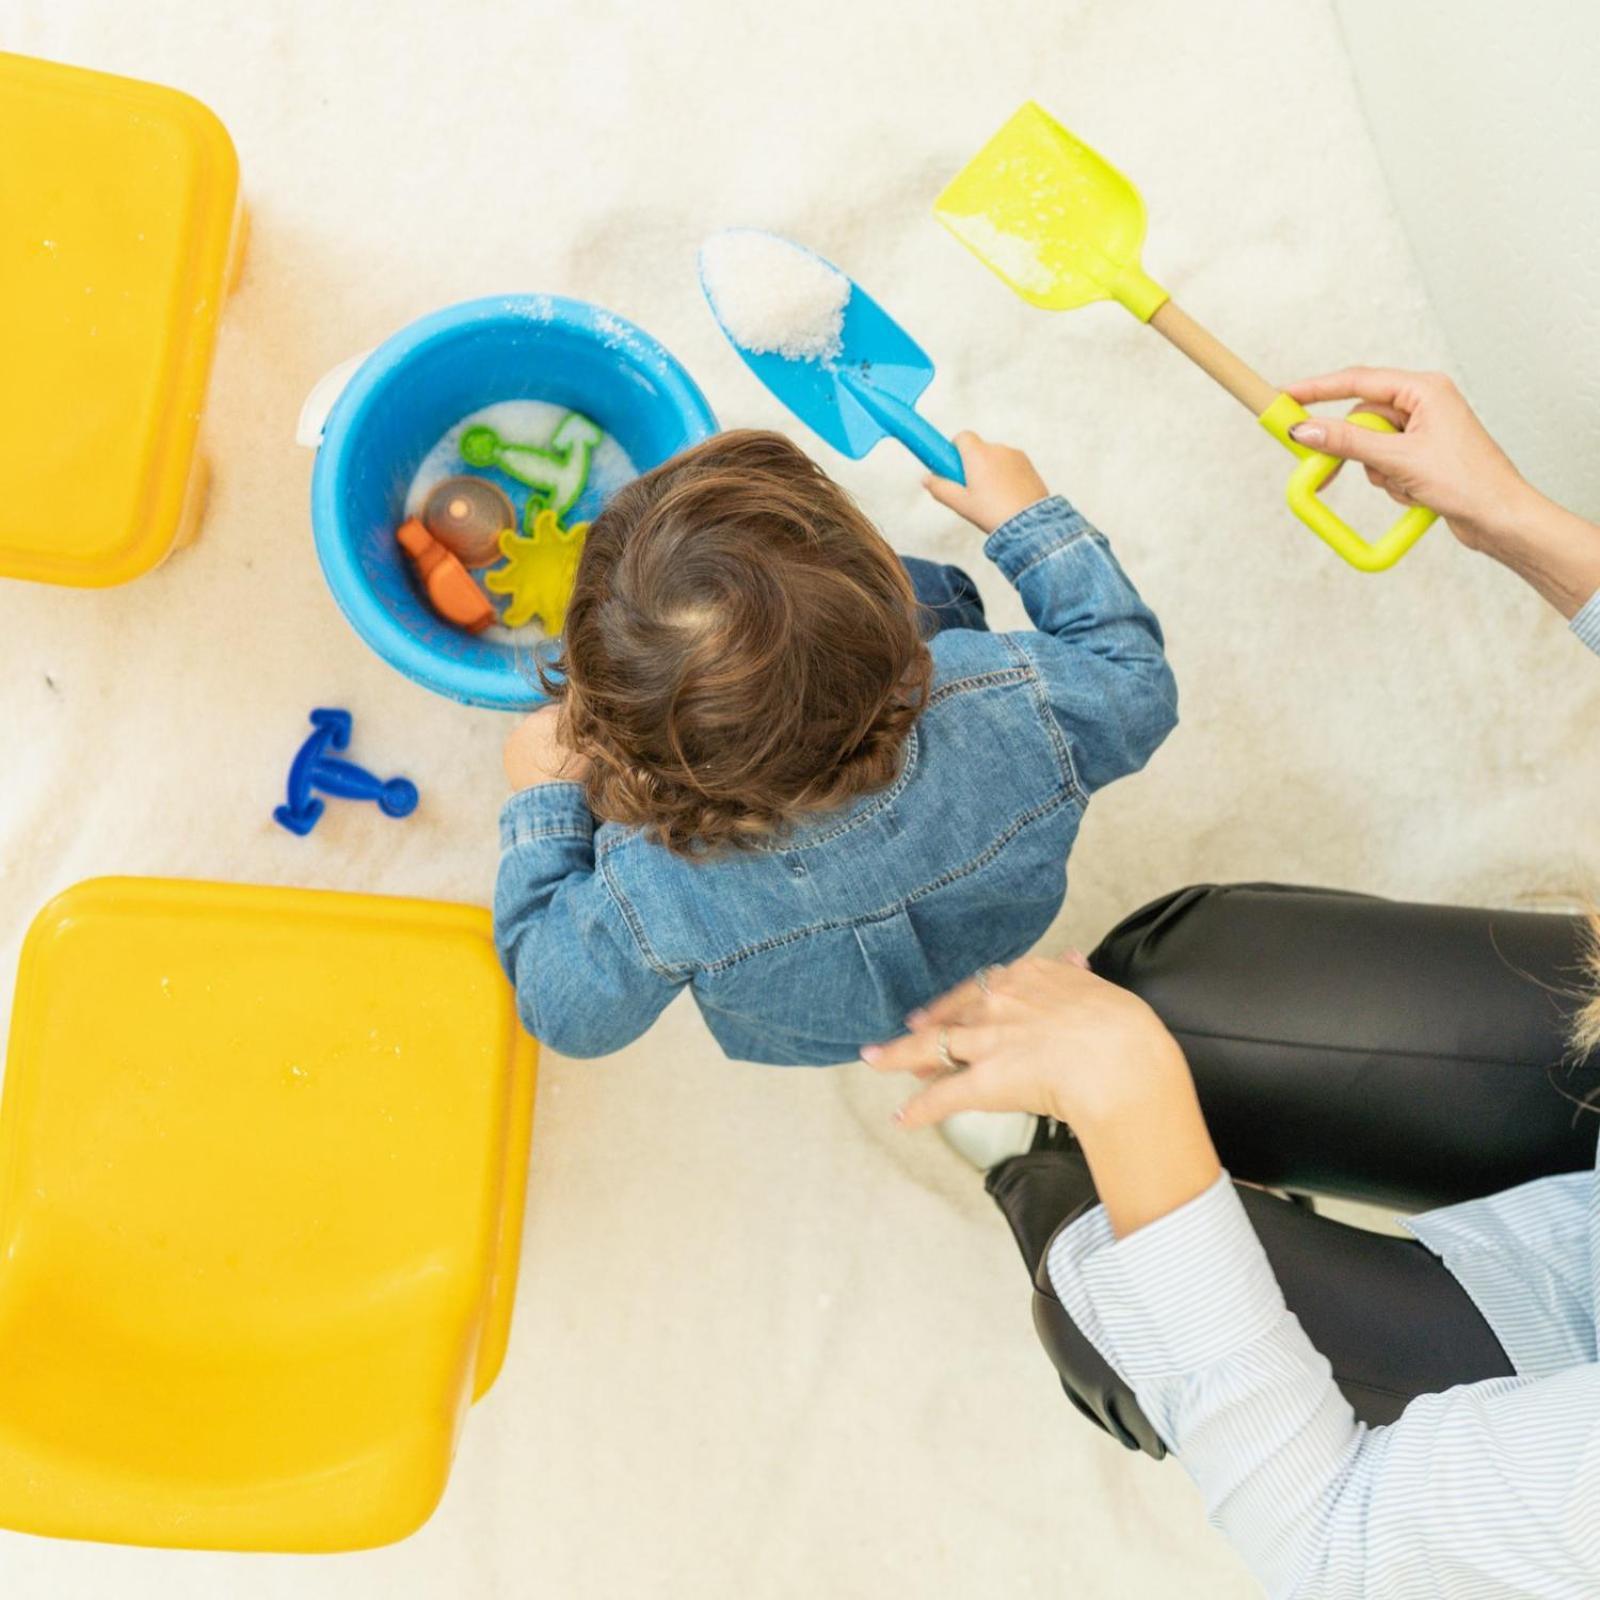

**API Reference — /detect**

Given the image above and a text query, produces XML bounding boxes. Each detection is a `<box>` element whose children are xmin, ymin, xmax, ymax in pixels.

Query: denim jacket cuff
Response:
<box><xmin>499</xmin><ymin>782</ymin><xmax>595</xmax><ymax>850</ymax></box>
<box><xmin>983</xmin><ymin>495</ymin><xmax>1096</xmax><ymax>583</ymax></box>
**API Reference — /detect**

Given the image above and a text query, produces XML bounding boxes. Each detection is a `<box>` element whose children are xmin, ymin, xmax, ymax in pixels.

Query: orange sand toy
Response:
<box><xmin>396</xmin><ymin>517</ymin><xmax>496</xmax><ymax>633</ymax></box>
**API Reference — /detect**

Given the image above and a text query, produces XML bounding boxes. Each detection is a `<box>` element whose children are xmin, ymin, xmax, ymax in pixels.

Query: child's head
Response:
<box><xmin>552</xmin><ymin>429</ymin><xmax>931</xmax><ymax>854</ymax></box>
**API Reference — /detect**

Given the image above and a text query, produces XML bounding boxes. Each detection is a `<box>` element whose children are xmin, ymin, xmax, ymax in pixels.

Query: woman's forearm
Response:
<box><xmin>1072</xmin><ymin>1045</ymin><xmax>1222</xmax><ymax>1239</ymax></box>
<box><xmin>1480</xmin><ymin>486</ymin><xmax>1600</xmax><ymax>619</ymax></box>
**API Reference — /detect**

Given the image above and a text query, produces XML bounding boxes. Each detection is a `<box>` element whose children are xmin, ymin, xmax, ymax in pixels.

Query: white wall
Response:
<box><xmin>1334</xmin><ymin>0</ymin><xmax>1600</xmax><ymax>514</ymax></box>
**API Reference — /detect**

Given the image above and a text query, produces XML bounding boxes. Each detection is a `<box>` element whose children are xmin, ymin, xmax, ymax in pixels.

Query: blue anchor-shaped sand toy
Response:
<box><xmin>274</xmin><ymin>708</ymin><xmax>419</xmax><ymax>837</ymax></box>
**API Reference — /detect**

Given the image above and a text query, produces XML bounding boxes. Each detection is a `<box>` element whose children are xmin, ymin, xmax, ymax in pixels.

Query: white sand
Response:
<box><xmin>3</xmin><ymin>3</ymin><xmax>1599</xmax><ymax>1598</ymax></box>
<box><xmin>700</xmin><ymin>229</ymin><xmax>850</xmax><ymax>361</ymax></box>
<box><xmin>944</xmin><ymin>211</ymin><xmax>1058</xmax><ymax>296</ymax></box>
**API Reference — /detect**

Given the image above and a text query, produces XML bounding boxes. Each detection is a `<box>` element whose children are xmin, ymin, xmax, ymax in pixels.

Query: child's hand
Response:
<box><xmin>924</xmin><ymin>432</ymin><xmax>1050</xmax><ymax>535</ymax></box>
<box><xmin>504</xmin><ymin>705</ymin><xmax>589</xmax><ymax>791</ymax></box>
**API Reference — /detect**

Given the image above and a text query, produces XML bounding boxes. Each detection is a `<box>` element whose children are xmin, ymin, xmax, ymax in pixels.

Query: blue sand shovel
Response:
<box><xmin>699</xmin><ymin>231</ymin><xmax>966</xmax><ymax>485</ymax></box>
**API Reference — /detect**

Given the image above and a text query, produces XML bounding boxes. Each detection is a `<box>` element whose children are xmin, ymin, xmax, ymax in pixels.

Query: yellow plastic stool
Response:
<box><xmin>0</xmin><ymin>53</ymin><xmax>245</xmax><ymax>586</ymax></box>
<box><xmin>0</xmin><ymin>878</ymin><xmax>537</xmax><ymax>1551</ymax></box>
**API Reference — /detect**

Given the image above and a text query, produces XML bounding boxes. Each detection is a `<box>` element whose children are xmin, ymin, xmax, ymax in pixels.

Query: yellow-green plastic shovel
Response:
<box><xmin>935</xmin><ymin>102</ymin><xmax>1437</xmax><ymax>572</ymax></box>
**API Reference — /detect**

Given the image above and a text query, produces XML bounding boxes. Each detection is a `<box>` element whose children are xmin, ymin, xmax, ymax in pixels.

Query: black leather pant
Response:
<box><xmin>986</xmin><ymin>883</ymin><xmax>1599</xmax><ymax>1458</ymax></box>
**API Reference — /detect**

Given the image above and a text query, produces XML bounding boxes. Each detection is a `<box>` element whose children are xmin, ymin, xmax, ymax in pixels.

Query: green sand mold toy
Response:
<box><xmin>460</xmin><ymin>411</ymin><xmax>604</xmax><ymax>525</ymax></box>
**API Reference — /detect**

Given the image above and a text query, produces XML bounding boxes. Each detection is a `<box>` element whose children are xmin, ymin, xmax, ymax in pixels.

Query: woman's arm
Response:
<box><xmin>1050</xmin><ymin>1172</ymin><xmax>1600</xmax><ymax>1598</ymax></box>
<box><xmin>1284</xmin><ymin>367</ymin><xmax>1600</xmax><ymax>623</ymax></box>
<box><xmin>863</xmin><ymin>957</ymin><xmax>1600</xmax><ymax>1597</ymax></box>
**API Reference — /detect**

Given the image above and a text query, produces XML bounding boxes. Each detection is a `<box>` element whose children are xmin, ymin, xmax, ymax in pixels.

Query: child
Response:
<box><xmin>495</xmin><ymin>427</ymin><xmax>1176</xmax><ymax>1067</ymax></box>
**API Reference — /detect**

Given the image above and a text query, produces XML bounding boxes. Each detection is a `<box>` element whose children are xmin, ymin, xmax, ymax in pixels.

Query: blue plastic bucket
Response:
<box><xmin>310</xmin><ymin>295</ymin><xmax>717</xmax><ymax>710</ymax></box>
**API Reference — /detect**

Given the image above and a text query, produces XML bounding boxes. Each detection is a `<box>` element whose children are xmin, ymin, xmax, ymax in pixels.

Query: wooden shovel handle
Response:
<box><xmin>1149</xmin><ymin>300</ymin><xmax>1279</xmax><ymax>417</ymax></box>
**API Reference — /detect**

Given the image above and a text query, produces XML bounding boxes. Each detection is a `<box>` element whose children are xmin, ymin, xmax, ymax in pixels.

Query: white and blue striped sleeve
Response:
<box><xmin>1047</xmin><ymin>1173</ymin><xmax>1600</xmax><ymax>1599</ymax></box>
<box><xmin>1571</xmin><ymin>589</ymin><xmax>1600</xmax><ymax>656</ymax></box>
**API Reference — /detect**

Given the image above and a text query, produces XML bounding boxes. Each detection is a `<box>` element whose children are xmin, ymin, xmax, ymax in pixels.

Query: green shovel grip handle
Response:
<box><xmin>1258</xmin><ymin>395</ymin><xmax>1438</xmax><ymax>573</ymax></box>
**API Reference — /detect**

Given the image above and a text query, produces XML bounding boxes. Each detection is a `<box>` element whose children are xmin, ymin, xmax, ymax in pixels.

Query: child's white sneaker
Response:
<box><xmin>937</xmin><ymin>1109</ymin><xmax>1038</xmax><ymax>1170</ymax></box>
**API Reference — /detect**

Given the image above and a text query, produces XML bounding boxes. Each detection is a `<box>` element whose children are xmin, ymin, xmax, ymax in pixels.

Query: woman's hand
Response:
<box><xmin>863</xmin><ymin>952</ymin><xmax>1174</xmax><ymax>1129</ymax></box>
<box><xmin>1286</xmin><ymin>368</ymin><xmax>1600</xmax><ymax>618</ymax></box>
<box><xmin>504</xmin><ymin>704</ymin><xmax>589</xmax><ymax>791</ymax></box>
<box><xmin>1284</xmin><ymin>368</ymin><xmax>1530</xmax><ymax>551</ymax></box>
<box><xmin>923</xmin><ymin>432</ymin><xmax>1049</xmax><ymax>536</ymax></box>
<box><xmin>862</xmin><ymin>953</ymin><xmax>1221</xmax><ymax>1237</ymax></box>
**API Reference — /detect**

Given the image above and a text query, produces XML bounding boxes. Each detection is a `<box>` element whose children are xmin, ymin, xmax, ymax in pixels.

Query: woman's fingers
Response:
<box><xmin>894</xmin><ymin>1066</ymin><xmax>994</xmax><ymax>1130</ymax></box>
<box><xmin>861</xmin><ymin>1023</ymin><xmax>997</xmax><ymax>1075</ymax></box>
<box><xmin>905</xmin><ymin>976</ymin><xmax>986</xmax><ymax>1030</ymax></box>
<box><xmin>1299</xmin><ymin>398</ymin><xmax>1414</xmax><ymax>486</ymax></box>
<box><xmin>1351</xmin><ymin>402</ymin><xmax>1407</xmax><ymax>430</ymax></box>
<box><xmin>1284</xmin><ymin>367</ymin><xmax>1410</xmax><ymax>408</ymax></box>
<box><xmin>1288</xmin><ymin>412</ymin><xmax>1407</xmax><ymax>471</ymax></box>
<box><xmin>907</xmin><ymin>951</ymin><xmax>1088</xmax><ymax>1032</ymax></box>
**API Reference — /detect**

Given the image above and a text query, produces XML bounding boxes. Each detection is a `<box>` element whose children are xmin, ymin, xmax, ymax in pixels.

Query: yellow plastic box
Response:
<box><xmin>0</xmin><ymin>878</ymin><xmax>537</xmax><ymax>1551</ymax></box>
<box><xmin>0</xmin><ymin>53</ymin><xmax>244</xmax><ymax>586</ymax></box>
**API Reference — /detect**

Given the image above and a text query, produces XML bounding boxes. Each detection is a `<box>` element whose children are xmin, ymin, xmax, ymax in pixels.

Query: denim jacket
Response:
<box><xmin>495</xmin><ymin>496</ymin><xmax>1178</xmax><ymax>1064</ymax></box>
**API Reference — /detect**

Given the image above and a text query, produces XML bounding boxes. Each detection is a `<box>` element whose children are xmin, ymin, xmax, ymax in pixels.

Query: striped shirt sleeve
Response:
<box><xmin>1571</xmin><ymin>589</ymin><xmax>1600</xmax><ymax>655</ymax></box>
<box><xmin>1047</xmin><ymin>1174</ymin><xmax>1600</xmax><ymax>1598</ymax></box>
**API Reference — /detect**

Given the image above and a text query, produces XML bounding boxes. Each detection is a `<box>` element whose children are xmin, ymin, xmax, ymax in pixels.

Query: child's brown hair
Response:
<box><xmin>545</xmin><ymin>429</ymin><xmax>931</xmax><ymax>854</ymax></box>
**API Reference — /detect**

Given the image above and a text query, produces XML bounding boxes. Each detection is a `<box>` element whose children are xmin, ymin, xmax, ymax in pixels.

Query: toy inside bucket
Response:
<box><xmin>305</xmin><ymin>296</ymin><xmax>717</xmax><ymax>711</ymax></box>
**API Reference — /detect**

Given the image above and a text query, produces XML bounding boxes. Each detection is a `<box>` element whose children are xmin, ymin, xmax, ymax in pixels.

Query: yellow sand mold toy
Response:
<box><xmin>0</xmin><ymin>878</ymin><xmax>537</xmax><ymax>1552</ymax></box>
<box><xmin>486</xmin><ymin>507</ymin><xmax>590</xmax><ymax>633</ymax></box>
<box><xmin>936</xmin><ymin>102</ymin><xmax>1438</xmax><ymax>572</ymax></box>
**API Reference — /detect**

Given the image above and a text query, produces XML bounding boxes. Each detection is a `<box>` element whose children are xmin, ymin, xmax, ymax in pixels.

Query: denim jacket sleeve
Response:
<box><xmin>985</xmin><ymin>496</ymin><xmax>1178</xmax><ymax>794</ymax></box>
<box><xmin>494</xmin><ymin>782</ymin><xmax>682</xmax><ymax>1057</ymax></box>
